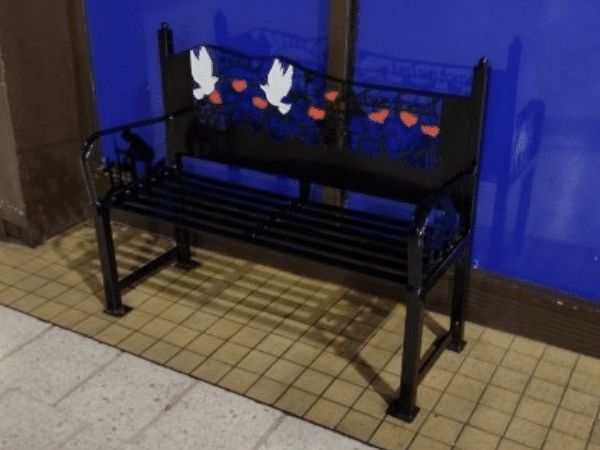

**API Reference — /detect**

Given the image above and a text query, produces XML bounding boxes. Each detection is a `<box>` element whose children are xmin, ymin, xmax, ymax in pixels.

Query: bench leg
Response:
<box><xmin>387</xmin><ymin>288</ymin><xmax>424</xmax><ymax>422</ymax></box>
<box><xmin>448</xmin><ymin>249</ymin><xmax>469</xmax><ymax>352</ymax></box>
<box><xmin>93</xmin><ymin>205</ymin><xmax>131</xmax><ymax>316</ymax></box>
<box><xmin>174</xmin><ymin>227</ymin><xmax>199</xmax><ymax>270</ymax></box>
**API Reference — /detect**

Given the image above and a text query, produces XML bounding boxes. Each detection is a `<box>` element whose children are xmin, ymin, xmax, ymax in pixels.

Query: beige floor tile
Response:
<box><xmin>502</xmin><ymin>349</ymin><xmax>540</xmax><ymax>374</ymax></box>
<box><xmin>358</xmin><ymin>345</ymin><xmax>394</xmax><ymax>371</ymax></box>
<box><xmin>419</xmin><ymin>413</ymin><xmax>464</xmax><ymax>446</ymax></box>
<box><xmin>479</xmin><ymin>384</ymin><xmax>522</xmax><ymax>414</ymax></box>
<box><xmin>309</xmin><ymin>351</ymin><xmax>349</xmax><ymax>377</ymax></box>
<box><xmin>551</xmin><ymin>408</ymin><xmax>595</xmax><ymax>440</ymax></box>
<box><xmin>245</xmin><ymin>376</ymin><xmax>288</xmax><ymax>405</ymax></box>
<box><xmin>497</xmin><ymin>438</ymin><xmax>539</xmax><ymax>450</ymax></box>
<box><xmin>524</xmin><ymin>377</ymin><xmax>565</xmax><ymax>405</ymax></box>
<box><xmin>255</xmin><ymin>333</ymin><xmax>295</xmax><ymax>357</ymax></box>
<box><xmin>165</xmin><ymin>349</ymin><xmax>205</xmax><ymax>374</ymax></box>
<box><xmin>142</xmin><ymin>340</ymin><xmax>180</xmax><ymax>364</ymax></box>
<box><xmin>407</xmin><ymin>435</ymin><xmax>451</xmax><ymax>450</ymax></box>
<box><xmin>11</xmin><ymin>293</ymin><xmax>48</xmax><ymax>313</ymax></box>
<box><xmin>455</xmin><ymin>425</ymin><xmax>500</xmax><ymax>450</ymax></box>
<box><xmin>479</xmin><ymin>327</ymin><xmax>514</xmax><ymax>349</ymax></box>
<box><xmin>52</xmin><ymin>308</ymin><xmax>89</xmax><ymax>328</ymax></box>
<box><xmin>159</xmin><ymin>303</ymin><xmax>196</xmax><ymax>323</ymax></box>
<box><xmin>182</xmin><ymin>310</ymin><xmax>220</xmax><ymax>331</ymax></box>
<box><xmin>218</xmin><ymin>367</ymin><xmax>260</xmax><ymax>394</ymax></box>
<box><xmin>226</xmin><ymin>303</ymin><xmax>260</xmax><ymax>324</ymax></box>
<box><xmin>592</xmin><ymin>420</ymin><xmax>600</xmax><ymax>444</ymax></box>
<box><xmin>201</xmin><ymin>297</ymin><xmax>237</xmax><ymax>317</ymax></box>
<box><xmin>138</xmin><ymin>296</ymin><xmax>173</xmax><ymax>315</ymax></box>
<box><xmin>292</xmin><ymin>368</ymin><xmax>334</xmax><ymax>396</ymax></box>
<box><xmin>422</xmin><ymin>366</ymin><xmax>454</xmax><ymax>391</ymax></box>
<box><xmin>342</xmin><ymin>320</ymin><xmax>376</xmax><ymax>342</ymax></box>
<box><xmin>574</xmin><ymin>355</ymin><xmax>600</xmax><ymax>376</ymax></box>
<box><xmin>282</xmin><ymin>341</ymin><xmax>322</xmax><ymax>366</ymax></box>
<box><xmin>0</xmin><ymin>286</ymin><xmax>28</xmax><ymax>305</ymax></box>
<box><xmin>192</xmin><ymin>358</ymin><xmax>232</xmax><ymax>383</ymax></box>
<box><xmin>588</xmin><ymin>443</ymin><xmax>600</xmax><ymax>450</ymax></box>
<box><xmin>302</xmin><ymin>326</ymin><xmax>337</xmax><ymax>350</ymax></box>
<box><xmin>95</xmin><ymin>323</ymin><xmax>134</xmax><ymax>345</ymax></box>
<box><xmin>161</xmin><ymin>325</ymin><xmax>198</xmax><ymax>348</ymax></box>
<box><xmin>469</xmin><ymin>404</ymin><xmax>512</xmax><ymax>435</ymax></box>
<box><xmin>304</xmin><ymin>398</ymin><xmax>348</xmax><ymax>428</ymax></box>
<box><xmin>273</xmin><ymin>318</ymin><xmax>310</xmax><ymax>340</ymax></box>
<box><xmin>337</xmin><ymin>362</ymin><xmax>377</xmax><ymax>388</ymax></box>
<box><xmin>264</xmin><ymin>359</ymin><xmax>304</xmax><ymax>385</ymax></box>
<box><xmin>510</xmin><ymin>336</ymin><xmax>546</xmax><ymax>358</ymax></box>
<box><xmin>543</xmin><ymin>429</ymin><xmax>586</xmax><ymax>450</ymax></box>
<box><xmin>436</xmin><ymin>348</ymin><xmax>468</xmax><ymax>373</ymax></box>
<box><xmin>72</xmin><ymin>315</ymin><xmax>111</xmax><ymax>337</ymax></box>
<box><xmin>491</xmin><ymin>366</ymin><xmax>531</xmax><ymax>394</ymax></box>
<box><xmin>458</xmin><ymin>357</ymin><xmax>497</xmax><ymax>383</ymax></box>
<box><xmin>560</xmin><ymin>388</ymin><xmax>600</xmax><ymax>417</ymax></box>
<box><xmin>72</xmin><ymin>296</ymin><xmax>104</xmax><ymax>314</ymax></box>
<box><xmin>118</xmin><ymin>331</ymin><xmax>158</xmax><ymax>355</ymax></box>
<box><xmin>211</xmin><ymin>342</ymin><xmax>251</xmax><ymax>366</ymax></box>
<box><xmin>30</xmin><ymin>301</ymin><xmax>67</xmax><ymax>321</ymax></box>
<box><xmin>470</xmin><ymin>341</ymin><xmax>507</xmax><ymax>365</ymax></box>
<box><xmin>569</xmin><ymin>371</ymin><xmax>600</xmax><ymax>397</ymax></box>
<box><xmin>237</xmin><ymin>349</ymin><xmax>278</xmax><ymax>375</ymax></box>
<box><xmin>247</xmin><ymin>309</ymin><xmax>286</xmax><ymax>331</ymax></box>
<box><xmin>369</xmin><ymin>421</ymin><xmax>414</xmax><ymax>450</ymax></box>
<box><xmin>0</xmin><ymin>267</ymin><xmax>30</xmax><ymax>285</ymax></box>
<box><xmin>417</xmin><ymin>385</ymin><xmax>443</xmax><ymax>411</ymax></box>
<box><xmin>53</xmin><ymin>287</ymin><xmax>91</xmax><ymax>307</ymax></box>
<box><xmin>505</xmin><ymin>416</ymin><xmax>549</xmax><ymax>448</ymax></box>
<box><xmin>515</xmin><ymin>396</ymin><xmax>557</xmax><ymax>427</ymax></box>
<box><xmin>275</xmin><ymin>386</ymin><xmax>318</xmax><ymax>417</ymax></box>
<box><xmin>186</xmin><ymin>333</ymin><xmax>225</xmax><ymax>356</ymax></box>
<box><xmin>229</xmin><ymin>325</ymin><xmax>268</xmax><ymax>348</ymax></box>
<box><xmin>116</xmin><ymin>309</ymin><xmax>155</xmax><ymax>330</ymax></box>
<box><xmin>541</xmin><ymin>346</ymin><xmax>579</xmax><ymax>369</ymax></box>
<box><xmin>139</xmin><ymin>317</ymin><xmax>178</xmax><ymax>339</ymax></box>
<box><xmin>34</xmin><ymin>281</ymin><xmax>70</xmax><ymax>299</ymax></box>
<box><xmin>353</xmin><ymin>389</ymin><xmax>389</xmax><ymax>420</ymax></box>
<box><xmin>446</xmin><ymin>373</ymin><xmax>487</xmax><ymax>402</ymax></box>
<box><xmin>322</xmin><ymin>379</ymin><xmax>365</xmax><ymax>408</ymax></box>
<box><xmin>534</xmin><ymin>360</ymin><xmax>573</xmax><ymax>386</ymax></box>
<box><xmin>434</xmin><ymin>392</ymin><xmax>476</xmax><ymax>423</ymax></box>
<box><xmin>335</xmin><ymin>409</ymin><xmax>381</xmax><ymax>442</ymax></box>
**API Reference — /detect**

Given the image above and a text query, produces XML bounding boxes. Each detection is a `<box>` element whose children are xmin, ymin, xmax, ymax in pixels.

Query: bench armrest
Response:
<box><xmin>80</xmin><ymin>108</ymin><xmax>191</xmax><ymax>207</ymax></box>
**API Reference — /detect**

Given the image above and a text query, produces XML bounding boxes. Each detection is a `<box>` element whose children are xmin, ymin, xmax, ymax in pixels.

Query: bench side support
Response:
<box><xmin>387</xmin><ymin>205</ymin><xmax>428</xmax><ymax>421</ymax></box>
<box><xmin>94</xmin><ymin>205</ymin><xmax>132</xmax><ymax>316</ymax></box>
<box><xmin>174</xmin><ymin>227</ymin><xmax>199</xmax><ymax>270</ymax></box>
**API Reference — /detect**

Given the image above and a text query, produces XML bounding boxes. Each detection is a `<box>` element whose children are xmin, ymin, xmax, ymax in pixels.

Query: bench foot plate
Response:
<box><xmin>175</xmin><ymin>260</ymin><xmax>200</xmax><ymax>271</ymax></box>
<box><xmin>448</xmin><ymin>339</ymin><xmax>467</xmax><ymax>353</ymax></box>
<box><xmin>387</xmin><ymin>399</ymin><xmax>420</xmax><ymax>423</ymax></box>
<box><xmin>104</xmin><ymin>304</ymin><xmax>133</xmax><ymax>317</ymax></box>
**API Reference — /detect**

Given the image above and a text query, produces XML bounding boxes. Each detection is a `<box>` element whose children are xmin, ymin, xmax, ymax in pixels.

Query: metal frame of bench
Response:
<box><xmin>81</xmin><ymin>23</ymin><xmax>488</xmax><ymax>423</ymax></box>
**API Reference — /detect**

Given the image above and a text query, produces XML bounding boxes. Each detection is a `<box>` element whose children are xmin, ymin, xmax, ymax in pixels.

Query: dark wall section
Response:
<box><xmin>0</xmin><ymin>0</ymin><xmax>96</xmax><ymax>246</ymax></box>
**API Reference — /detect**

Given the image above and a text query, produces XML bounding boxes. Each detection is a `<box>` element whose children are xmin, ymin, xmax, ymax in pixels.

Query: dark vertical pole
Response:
<box><xmin>324</xmin><ymin>0</ymin><xmax>359</xmax><ymax>207</ymax></box>
<box><xmin>94</xmin><ymin>205</ymin><xmax>131</xmax><ymax>316</ymax></box>
<box><xmin>449</xmin><ymin>57</ymin><xmax>489</xmax><ymax>350</ymax></box>
<box><xmin>159</xmin><ymin>24</ymin><xmax>199</xmax><ymax>270</ymax></box>
<box><xmin>387</xmin><ymin>207</ymin><xmax>428</xmax><ymax>422</ymax></box>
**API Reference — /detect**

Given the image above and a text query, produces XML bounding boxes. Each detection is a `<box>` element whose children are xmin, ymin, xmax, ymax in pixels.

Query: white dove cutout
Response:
<box><xmin>190</xmin><ymin>47</ymin><xmax>219</xmax><ymax>100</ymax></box>
<box><xmin>260</xmin><ymin>59</ymin><xmax>294</xmax><ymax>114</ymax></box>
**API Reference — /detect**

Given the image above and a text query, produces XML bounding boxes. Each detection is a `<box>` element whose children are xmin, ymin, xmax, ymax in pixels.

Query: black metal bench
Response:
<box><xmin>81</xmin><ymin>23</ymin><xmax>489</xmax><ymax>422</ymax></box>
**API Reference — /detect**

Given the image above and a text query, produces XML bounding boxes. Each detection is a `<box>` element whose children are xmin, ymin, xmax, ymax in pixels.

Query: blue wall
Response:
<box><xmin>85</xmin><ymin>0</ymin><xmax>600</xmax><ymax>302</ymax></box>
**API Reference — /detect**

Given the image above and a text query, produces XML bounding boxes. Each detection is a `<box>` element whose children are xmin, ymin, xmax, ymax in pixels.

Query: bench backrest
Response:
<box><xmin>158</xmin><ymin>24</ymin><xmax>488</xmax><ymax>203</ymax></box>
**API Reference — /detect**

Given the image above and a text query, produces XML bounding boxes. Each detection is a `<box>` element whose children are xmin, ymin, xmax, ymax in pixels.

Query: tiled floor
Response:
<box><xmin>1</xmin><ymin>221</ymin><xmax>600</xmax><ymax>450</ymax></box>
